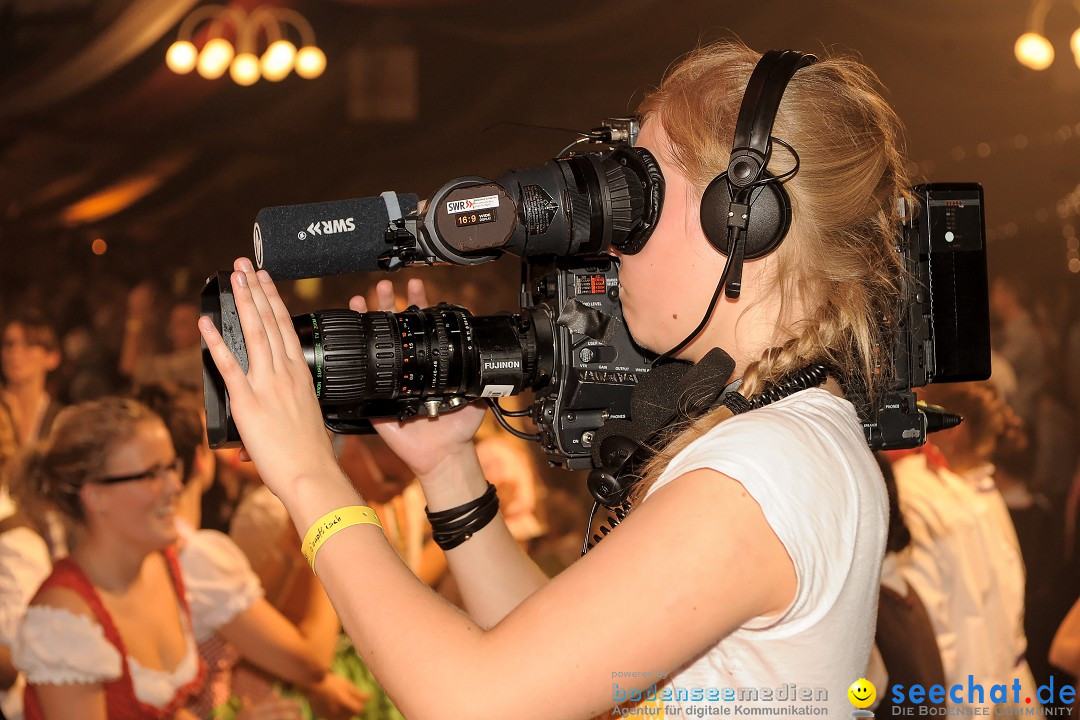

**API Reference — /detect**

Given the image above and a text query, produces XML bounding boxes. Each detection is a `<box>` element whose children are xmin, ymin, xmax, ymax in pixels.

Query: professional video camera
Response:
<box><xmin>202</xmin><ymin>117</ymin><xmax>991</xmax><ymax>468</ymax></box>
<box><xmin>205</xmin><ymin>118</ymin><xmax>660</xmax><ymax>470</ymax></box>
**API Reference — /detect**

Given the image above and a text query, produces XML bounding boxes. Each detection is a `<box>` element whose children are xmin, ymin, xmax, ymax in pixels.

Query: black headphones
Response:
<box><xmin>699</xmin><ymin>49</ymin><xmax>817</xmax><ymax>299</ymax></box>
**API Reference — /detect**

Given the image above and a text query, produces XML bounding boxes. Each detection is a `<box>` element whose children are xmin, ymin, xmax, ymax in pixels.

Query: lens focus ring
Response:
<box><xmin>314</xmin><ymin>311</ymin><xmax>368</xmax><ymax>402</ymax></box>
<box><xmin>368</xmin><ymin>313</ymin><xmax>399</xmax><ymax>396</ymax></box>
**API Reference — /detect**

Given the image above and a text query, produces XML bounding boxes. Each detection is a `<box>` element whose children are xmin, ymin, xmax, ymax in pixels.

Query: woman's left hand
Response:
<box><xmin>199</xmin><ymin>257</ymin><xmax>340</xmax><ymax>496</ymax></box>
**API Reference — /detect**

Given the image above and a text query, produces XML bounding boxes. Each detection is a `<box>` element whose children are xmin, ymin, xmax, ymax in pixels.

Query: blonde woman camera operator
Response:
<box><xmin>201</xmin><ymin>41</ymin><xmax>909</xmax><ymax>718</ymax></box>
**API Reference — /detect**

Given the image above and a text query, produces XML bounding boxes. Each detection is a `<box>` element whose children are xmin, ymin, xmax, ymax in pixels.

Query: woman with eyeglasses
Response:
<box><xmin>8</xmin><ymin>397</ymin><xmax>205</xmax><ymax>720</ymax></box>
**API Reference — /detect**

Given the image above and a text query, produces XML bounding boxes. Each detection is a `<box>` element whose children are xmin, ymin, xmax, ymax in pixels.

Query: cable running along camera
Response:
<box><xmin>202</xmin><ymin>116</ymin><xmax>991</xmax><ymax>467</ymax></box>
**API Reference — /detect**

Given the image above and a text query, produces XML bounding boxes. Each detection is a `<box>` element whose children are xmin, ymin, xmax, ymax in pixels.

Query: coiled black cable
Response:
<box><xmin>749</xmin><ymin>363</ymin><xmax>831</xmax><ymax>409</ymax></box>
<box><xmin>582</xmin><ymin>500</ymin><xmax>631</xmax><ymax>555</ymax></box>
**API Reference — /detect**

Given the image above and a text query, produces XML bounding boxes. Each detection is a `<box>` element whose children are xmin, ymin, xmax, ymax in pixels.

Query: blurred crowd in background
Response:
<box><xmin>0</xmin><ymin>259</ymin><xmax>1078</xmax><ymax>719</ymax></box>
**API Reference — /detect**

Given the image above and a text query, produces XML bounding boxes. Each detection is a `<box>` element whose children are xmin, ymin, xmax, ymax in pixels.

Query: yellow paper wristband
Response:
<box><xmin>302</xmin><ymin>506</ymin><xmax>383</xmax><ymax>572</ymax></box>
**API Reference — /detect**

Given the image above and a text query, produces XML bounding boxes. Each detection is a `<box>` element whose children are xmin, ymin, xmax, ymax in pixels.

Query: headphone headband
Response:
<box><xmin>727</xmin><ymin>50</ymin><xmax>817</xmax><ymax>190</ymax></box>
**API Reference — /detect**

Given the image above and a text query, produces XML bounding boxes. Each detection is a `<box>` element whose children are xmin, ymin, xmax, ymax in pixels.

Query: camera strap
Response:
<box><xmin>587</xmin><ymin>347</ymin><xmax>743</xmax><ymax>505</ymax></box>
<box><xmin>591</xmin><ymin>346</ymin><xmax>739</xmax><ymax>468</ymax></box>
<box><xmin>583</xmin><ymin>347</ymin><xmax>744</xmax><ymax>551</ymax></box>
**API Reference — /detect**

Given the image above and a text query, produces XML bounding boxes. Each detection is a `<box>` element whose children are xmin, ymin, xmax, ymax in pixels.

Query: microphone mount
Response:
<box><xmin>380</xmin><ymin>218</ymin><xmax>421</xmax><ymax>271</ymax></box>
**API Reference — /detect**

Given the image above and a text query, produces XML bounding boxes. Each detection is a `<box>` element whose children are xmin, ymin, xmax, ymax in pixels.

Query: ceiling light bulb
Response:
<box><xmin>295</xmin><ymin>46</ymin><xmax>327</xmax><ymax>79</ymax></box>
<box><xmin>231</xmin><ymin>53</ymin><xmax>261</xmax><ymax>86</ymax></box>
<box><xmin>166</xmin><ymin>40</ymin><xmax>198</xmax><ymax>74</ymax></box>
<box><xmin>197</xmin><ymin>38</ymin><xmax>235</xmax><ymax>80</ymax></box>
<box><xmin>1072</xmin><ymin>27</ymin><xmax>1080</xmax><ymax>56</ymax></box>
<box><xmin>1015</xmin><ymin>32</ymin><xmax>1054</xmax><ymax>70</ymax></box>
<box><xmin>261</xmin><ymin>39</ymin><xmax>297</xmax><ymax>82</ymax></box>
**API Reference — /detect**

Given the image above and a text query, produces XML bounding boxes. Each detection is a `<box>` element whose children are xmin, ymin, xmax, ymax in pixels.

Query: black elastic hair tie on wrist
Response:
<box><xmin>426</xmin><ymin>482</ymin><xmax>500</xmax><ymax>551</ymax></box>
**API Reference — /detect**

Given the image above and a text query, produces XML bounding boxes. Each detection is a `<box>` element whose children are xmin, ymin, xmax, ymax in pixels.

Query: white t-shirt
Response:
<box><xmin>0</xmin><ymin>526</ymin><xmax>51</xmax><ymax>720</ymax></box>
<box><xmin>0</xmin><ymin>491</ymin><xmax>66</xmax><ymax>720</ymax></box>
<box><xmin>644</xmin><ymin>388</ymin><xmax>887</xmax><ymax>716</ymax></box>
<box><xmin>960</xmin><ymin>465</ymin><xmax>1027</xmax><ymax>666</ymax></box>
<box><xmin>892</xmin><ymin>454</ymin><xmax>1036</xmax><ymax>711</ymax></box>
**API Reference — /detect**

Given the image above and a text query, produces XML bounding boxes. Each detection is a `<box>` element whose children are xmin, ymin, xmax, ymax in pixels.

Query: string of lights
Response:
<box><xmin>1015</xmin><ymin>0</ymin><xmax>1080</xmax><ymax>70</ymax></box>
<box><xmin>165</xmin><ymin>4</ymin><xmax>326</xmax><ymax>85</ymax></box>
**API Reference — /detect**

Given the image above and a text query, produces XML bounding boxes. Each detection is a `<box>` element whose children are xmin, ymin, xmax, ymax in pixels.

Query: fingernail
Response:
<box><xmin>237</xmin><ymin>257</ymin><xmax>254</xmax><ymax>272</ymax></box>
<box><xmin>234</xmin><ymin>271</ymin><xmax>248</xmax><ymax>288</ymax></box>
<box><xmin>198</xmin><ymin>317</ymin><xmax>213</xmax><ymax>333</ymax></box>
<box><xmin>256</xmin><ymin>269</ymin><xmax>272</xmax><ymax>284</ymax></box>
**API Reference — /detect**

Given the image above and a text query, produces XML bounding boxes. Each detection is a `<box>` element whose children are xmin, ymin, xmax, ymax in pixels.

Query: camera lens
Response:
<box><xmin>291</xmin><ymin>306</ymin><xmax>541</xmax><ymax>415</ymax></box>
<box><xmin>489</xmin><ymin>146</ymin><xmax>663</xmax><ymax>259</ymax></box>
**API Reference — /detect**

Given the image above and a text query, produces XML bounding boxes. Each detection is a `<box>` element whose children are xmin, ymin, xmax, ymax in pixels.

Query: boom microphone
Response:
<box><xmin>254</xmin><ymin>192</ymin><xmax>419</xmax><ymax>280</ymax></box>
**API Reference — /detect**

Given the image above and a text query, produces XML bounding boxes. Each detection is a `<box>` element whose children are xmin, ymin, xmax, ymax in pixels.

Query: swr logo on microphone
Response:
<box><xmin>300</xmin><ymin>217</ymin><xmax>356</xmax><ymax>239</ymax></box>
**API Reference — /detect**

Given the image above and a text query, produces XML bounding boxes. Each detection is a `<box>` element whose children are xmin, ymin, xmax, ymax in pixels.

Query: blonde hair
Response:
<box><xmin>10</xmin><ymin>397</ymin><xmax>161</xmax><ymax>523</ymax></box>
<box><xmin>631</xmin><ymin>41</ymin><xmax>911</xmax><ymax>500</ymax></box>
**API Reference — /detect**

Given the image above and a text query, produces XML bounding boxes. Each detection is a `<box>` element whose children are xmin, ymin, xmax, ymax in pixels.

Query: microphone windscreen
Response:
<box><xmin>254</xmin><ymin>193</ymin><xmax>419</xmax><ymax>280</ymax></box>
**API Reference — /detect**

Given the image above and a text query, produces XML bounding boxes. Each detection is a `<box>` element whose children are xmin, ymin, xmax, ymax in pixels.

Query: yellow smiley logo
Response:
<box><xmin>848</xmin><ymin>678</ymin><xmax>876</xmax><ymax>709</ymax></box>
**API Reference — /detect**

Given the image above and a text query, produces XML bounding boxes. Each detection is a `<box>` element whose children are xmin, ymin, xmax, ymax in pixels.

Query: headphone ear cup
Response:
<box><xmin>700</xmin><ymin>172</ymin><xmax>792</xmax><ymax>259</ymax></box>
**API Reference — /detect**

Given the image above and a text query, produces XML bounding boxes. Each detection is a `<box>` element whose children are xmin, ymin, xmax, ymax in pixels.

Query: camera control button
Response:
<box><xmin>579</xmin><ymin>345</ymin><xmax>618</xmax><ymax>364</ymax></box>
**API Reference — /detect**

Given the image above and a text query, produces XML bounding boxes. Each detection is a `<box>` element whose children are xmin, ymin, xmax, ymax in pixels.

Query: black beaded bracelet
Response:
<box><xmin>425</xmin><ymin>483</ymin><xmax>500</xmax><ymax>551</ymax></box>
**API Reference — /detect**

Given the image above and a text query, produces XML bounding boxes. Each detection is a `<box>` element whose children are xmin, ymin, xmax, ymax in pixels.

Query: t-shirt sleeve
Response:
<box><xmin>652</xmin><ymin>405</ymin><xmax>867</xmax><ymax>633</ymax></box>
<box><xmin>179</xmin><ymin>529</ymin><xmax>264</xmax><ymax>643</ymax></box>
<box><xmin>14</xmin><ymin>605</ymin><xmax>122</xmax><ymax>685</ymax></box>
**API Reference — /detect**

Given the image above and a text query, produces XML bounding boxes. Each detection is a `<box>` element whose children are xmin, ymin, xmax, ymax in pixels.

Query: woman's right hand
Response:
<box><xmin>347</xmin><ymin>278</ymin><xmax>487</xmax><ymax>480</ymax></box>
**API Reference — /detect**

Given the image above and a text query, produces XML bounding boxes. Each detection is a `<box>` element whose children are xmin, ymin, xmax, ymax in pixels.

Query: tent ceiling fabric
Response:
<box><xmin>0</xmin><ymin>0</ymin><xmax>202</xmax><ymax>117</ymax></box>
<box><xmin>1</xmin><ymin>0</ymin><xmax>1078</xmax><ymax>285</ymax></box>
